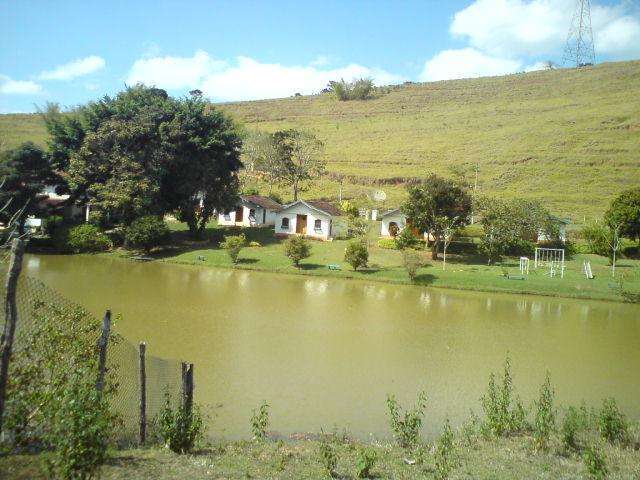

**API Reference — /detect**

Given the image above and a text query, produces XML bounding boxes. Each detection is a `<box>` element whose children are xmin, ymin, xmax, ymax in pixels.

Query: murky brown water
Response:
<box><xmin>24</xmin><ymin>254</ymin><xmax>640</xmax><ymax>440</ymax></box>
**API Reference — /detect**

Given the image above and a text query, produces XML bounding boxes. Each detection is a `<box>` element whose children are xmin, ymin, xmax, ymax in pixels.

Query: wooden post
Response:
<box><xmin>138</xmin><ymin>342</ymin><xmax>146</xmax><ymax>445</ymax></box>
<box><xmin>181</xmin><ymin>362</ymin><xmax>194</xmax><ymax>416</ymax></box>
<box><xmin>95</xmin><ymin>310</ymin><xmax>111</xmax><ymax>397</ymax></box>
<box><xmin>0</xmin><ymin>238</ymin><xmax>25</xmax><ymax>433</ymax></box>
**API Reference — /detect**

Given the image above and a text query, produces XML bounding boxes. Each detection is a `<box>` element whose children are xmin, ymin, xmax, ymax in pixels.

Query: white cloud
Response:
<box><xmin>39</xmin><ymin>55</ymin><xmax>106</xmax><ymax>81</ymax></box>
<box><xmin>0</xmin><ymin>74</ymin><xmax>42</xmax><ymax>94</ymax></box>
<box><xmin>451</xmin><ymin>0</ymin><xmax>640</xmax><ymax>59</ymax></box>
<box><xmin>126</xmin><ymin>51</ymin><xmax>403</xmax><ymax>101</ymax></box>
<box><xmin>419</xmin><ymin>48</ymin><xmax>522</xmax><ymax>81</ymax></box>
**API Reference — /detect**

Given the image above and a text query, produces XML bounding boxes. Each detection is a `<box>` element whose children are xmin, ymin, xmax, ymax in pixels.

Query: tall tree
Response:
<box><xmin>401</xmin><ymin>174</ymin><xmax>472</xmax><ymax>259</ymax></box>
<box><xmin>253</xmin><ymin>129</ymin><xmax>324</xmax><ymax>201</ymax></box>
<box><xmin>605</xmin><ymin>187</ymin><xmax>640</xmax><ymax>243</ymax></box>
<box><xmin>0</xmin><ymin>142</ymin><xmax>54</xmax><ymax>234</ymax></box>
<box><xmin>160</xmin><ymin>94</ymin><xmax>243</xmax><ymax>238</ymax></box>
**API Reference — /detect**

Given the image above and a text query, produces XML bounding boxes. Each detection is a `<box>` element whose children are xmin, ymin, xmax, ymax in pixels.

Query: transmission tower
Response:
<box><xmin>562</xmin><ymin>0</ymin><xmax>596</xmax><ymax>67</ymax></box>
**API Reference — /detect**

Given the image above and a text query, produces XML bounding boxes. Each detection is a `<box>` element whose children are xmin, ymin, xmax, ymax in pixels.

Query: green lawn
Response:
<box><xmin>117</xmin><ymin>220</ymin><xmax>640</xmax><ymax>303</ymax></box>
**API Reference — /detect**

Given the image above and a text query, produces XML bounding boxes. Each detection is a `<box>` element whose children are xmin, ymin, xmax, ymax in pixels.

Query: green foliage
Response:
<box><xmin>401</xmin><ymin>175</ymin><xmax>472</xmax><ymax>259</ymax></box>
<box><xmin>355</xmin><ymin>446</ymin><xmax>377</xmax><ymax>478</ymax></box>
<box><xmin>318</xmin><ymin>439</ymin><xmax>337</xmax><ymax>477</ymax></box>
<box><xmin>581</xmin><ymin>221</ymin><xmax>615</xmax><ymax>257</ymax></box>
<box><xmin>402</xmin><ymin>250</ymin><xmax>423</xmax><ymax>281</ymax></box>
<box><xmin>250</xmin><ymin>402</ymin><xmax>270</xmax><ymax>441</ymax></box>
<box><xmin>328</xmin><ymin>78</ymin><xmax>374</xmax><ymax>101</ymax></box>
<box><xmin>339</xmin><ymin>200</ymin><xmax>360</xmax><ymax>218</ymax></box>
<box><xmin>158</xmin><ymin>392</ymin><xmax>205</xmax><ymax>454</ymax></box>
<box><xmin>347</xmin><ymin>216</ymin><xmax>369</xmax><ymax>238</ymax></box>
<box><xmin>344</xmin><ymin>239</ymin><xmax>368</xmax><ymax>271</ymax></box>
<box><xmin>66</xmin><ymin>224</ymin><xmax>111</xmax><ymax>253</ymax></box>
<box><xmin>605</xmin><ymin>187</ymin><xmax>640</xmax><ymax>242</ymax></box>
<box><xmin>124</xmin><ymin>215</ymin><xmax>170</xmax><ymax>252</ymax></box>
<box><xmin>533</xmin><ymin>373</ymin><xmax>556</xmax><ymax>451</ymax></box>
<box><xmin>434</xmin><ymin>419</ymin><xmax>457</xmax><ymax>480</ymax></box>
<box><xmin>583</xmin><ymin>443</ymin><xmax>608</xmax><ymax>480</ymax></box>
<box><xmin>43</xmin><ymin>367</ymin><xmax>113</xmax><ymax>480</ymax></box>
<box><xmin>562</xmin><ymin>405</ymin><xmax>590</xmax><ymax>453</ymax></box>
<box><xmin>284</xmin><ymin>235</ymin><xmax>311</xmax><ymax>268</ymax></box>
<box><xmin>481</xmin><ymin>356</ymin><xmax>529</xmax><ymax>437</ymax></box>
<box><xmin>249</xmin><ymin>240</ymin><xmax>261</xmax><ymax>247</ymax></box>
<box><xmin>597</xmin><ymin>398</ymin><xmax>628</xmax><ymax>444</ymax></box>
<box><xmin>220</xmin><ymin>233</ymin><xmax>247</xmax><ymax>264</ymax></box>
<box><xmin>377</xmin><ymin>238</ymin><xmax>397</xmax><ymax>249</ymax></box>
<box><xmin>394</xmin><ymin>226</ymin><xmax>419</xmax><ymax>250</ymax></box>
<box><xmin>386</xmin><ymin>391</ymin><xmax>428</xmax><ymax>448</ymax></box>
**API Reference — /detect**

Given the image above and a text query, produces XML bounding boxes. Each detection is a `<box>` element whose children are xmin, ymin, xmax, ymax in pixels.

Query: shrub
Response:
<box><xmin>402</xmin><ymin>250</ymin><xmax>423</xmax><ymax>281</ymax></box>
<box><xmin>598</xmin><ymin>398</ymin><xmax>628</xmax><ymax>444</ymax></box>
<box><xmin>251</xmin><ymin>402</ymin><xmax>270</xmax><ymax>441</ymax></box>
<box><xmin>344</xmin><ymin>239</ymin><xmax>369</xmax><ymax>271</ymax></box>
<box><xmin>395</xmin><ymin>227</ymin><xmax>419</xmax><ymax>250</ymax></box>
<box><xmin>328</xmin><ymin>78</ymin><xmax>374</xmax><ymax>101</ymax></box>
<box><xmin>220</xmin><ymin>233</ymin><xmax>247</xmax><ymax>264</ymax></box>
<box><xmin>481</xmin><ymin>355</ymin><xmax>529</xmax><ymax>437</ymax></box>
<box><xmin>347</xmin><ymin>216</ymin><xmax>369</xmax><ymax>238</ymax></box>
<box><xmin>355</xmin><ymin>446</ymin><xmax>377</xmax><ymax>478</ymax></box>
<box><xmin>386</xmin><ymin>391</ymin><xmax>428</xmax><ymax>448</ymax></box>
<box><xmin>158</xmin><ymin>392</ymin><xmax>205</xmax><ymax>454</ymax></box>
<box><xmin>434</xmin><ymin>419</ymin><xmax>457</xmax><ymax>480</ymax></box>
<box><xmin>377</xmin><ymin>238</ymin><xmax>397</xmax><ymax>249</ymax></box>
<box><xmin>284</xmin><ymin>235</ymin><xmax>311</xmax><ymax>268</ymax></box>
<box><xmin>53</xmin><ymin>224</ymin><xmax>111</xmax><ymax>253</ymax></box>
<box><xmin>583</xmin><ymin>443</ymin><xmax>608</xmax><ymax>480</ymax></box>
<box><xmin>562</xmin><ymin>405</ymin><xmax>590</xmax><ymax>453</ymax></box>
<box><xmin>581</xmin><ymin>222</ymin><xmax>613</xmax><ymax>257</ymax></box>
<box><xmin>43</xmin><ymin>368</ymin><xmax>113</xmax><ymax>480</ymax></box>
<box><xmin>124</xmin><ymin>216</ymin><xmax>170</xmax><ymax>252</ymax></box>
<box><xmin>249</xmin><ymin>241</ymin><xmax>261</xmax><ymax>247</ymax></box>
<box><xmin>319</xmin><ymin>439</ymin><xmax>337</xmax><ymax>477</ymax></box>
<box><xmin>533</xmin><ymin>373</ymin><xmax>556</xmax><ymax>450</ymax></box>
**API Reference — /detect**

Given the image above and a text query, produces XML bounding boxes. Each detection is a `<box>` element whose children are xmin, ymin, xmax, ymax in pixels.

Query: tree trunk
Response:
<box><xmin>293</xmin><ymin>183</ymin><xmax>298</xmax><ymax>201</ymax></box>
<box><xmin>431</xmin><ymin>238</ymin><xmax>439</xmax><ymax>260</ymax></box>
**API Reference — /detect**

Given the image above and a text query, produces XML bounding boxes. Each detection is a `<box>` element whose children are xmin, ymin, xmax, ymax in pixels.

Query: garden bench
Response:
<box><xmin>506</xmin><ymin>274</ymin><xmax>526</xmax><ymax>280</ymax></box>
<box><xmin>327</xmin><ymin>264</ymin><xmax>341</xmax><ymax>271</ymax></box>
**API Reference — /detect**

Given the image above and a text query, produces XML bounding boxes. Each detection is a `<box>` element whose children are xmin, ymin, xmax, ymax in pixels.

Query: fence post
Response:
<box><xmin>95</xmin><ymin>310</ymin><xmax>111</xmax><ymax>397</ymax></box>
<box><xmin>0</xmin><ymin>238</ymin><xmax>25</xmax><ymax>433</ymax></box>
<box><xmin>139</xmin><ymin>342</ymin><xmax>146</xmax><ymax>445</ymax></box>
<box><xmin>181</xmin><ymin>362</ymin><xmax>194</xmax><ymax>416</ymax></box>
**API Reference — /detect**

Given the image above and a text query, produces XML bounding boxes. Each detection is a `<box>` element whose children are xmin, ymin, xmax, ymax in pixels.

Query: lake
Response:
<box><xmin>23</xmin><ymin>254</ymin><xmax>640</xmax><ymax>440</ymax></box>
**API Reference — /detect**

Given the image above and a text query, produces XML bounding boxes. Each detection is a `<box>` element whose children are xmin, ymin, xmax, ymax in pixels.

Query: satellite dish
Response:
<box><xmin>372</xmin><ymin>190</ymin><xmax>387</xmax><ymax>202</ymax></box>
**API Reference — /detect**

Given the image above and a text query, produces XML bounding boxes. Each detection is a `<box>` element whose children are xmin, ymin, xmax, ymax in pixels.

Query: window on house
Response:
<box><xmin>281</xmin><ymin>217</ymin><xmax>289</xmax><ymax>229</ymax></box>
<box><xmin>248</xmin><ymin>209</ymin><xmax>256</xmax><ymax>223</ymax></box>
<box><xmin>223</xmin><ymin>213</ymin><xmax>231</xmax><ymax>221</ymax></box>
<box><xmin>314</xmin><ymin>219</ymin><xmax>322</xmax><ymax>231</ymax></box>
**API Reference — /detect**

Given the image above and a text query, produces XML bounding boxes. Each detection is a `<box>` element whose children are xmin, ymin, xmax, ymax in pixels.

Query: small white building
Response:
<box><xmin>274</xmin><ymin>200</ymin><xmax>345</xmax><ymax>241</ymax></box>
<box><xmin>218</xmin><ymin>195</ymin><xmax>283</xmax><ymax>227</ymax></box>
<box><xmin>380</xmin><ymin>208</ymin><xmax>407</xmax><ymax>237</ymax></box>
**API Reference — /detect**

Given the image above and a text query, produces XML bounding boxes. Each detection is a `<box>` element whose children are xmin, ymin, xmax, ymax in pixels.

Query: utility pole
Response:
<box><xmin>563</xmin><ymin>0</ymin><xmax>596</xmax><ymax>67</ymax></box>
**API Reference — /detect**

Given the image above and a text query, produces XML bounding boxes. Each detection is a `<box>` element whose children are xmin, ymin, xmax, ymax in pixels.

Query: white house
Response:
<box><xmin>380</xmin><ymin>208</ymin><xmax>407</xmax><ymax>237</ymax></box>
<box><xmin>274</xmin><ymin>200</ymin><xmax>345</xmax><ymax>241</ymax></box>
<box><xmin>218</xmin><ymin>195</ymin><xmax>283</xmax><ymax>227</ymax></box>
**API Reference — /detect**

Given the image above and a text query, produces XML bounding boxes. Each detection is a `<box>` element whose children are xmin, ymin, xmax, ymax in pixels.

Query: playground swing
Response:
<box><xmin>534</xmin><ymin>247</ymin><xmax>565</xmax><ymax>279</ymax></box>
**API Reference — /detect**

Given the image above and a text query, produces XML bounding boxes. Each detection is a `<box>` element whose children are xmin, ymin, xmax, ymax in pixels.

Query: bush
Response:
<box><xmin>386</xmin><ymin>391</ymin><xmax>428</xmax><ymax>448</ymax></box>
<box><xmin>328</xmin><ymin>78</ymin><xmax>374</xmax><ymax>101</ymax></box>
<box><xmin>220</xmin><ymin>233</ymin><xmax>247</xmax><ymax>264</ymax></box>
<box><xmin>319</xmin><ymin>439</ymin><xmax>337</xmax><ymax>477</ymax></box>
<box><xmin>284</xmin><ymin>235</ymin><xmax>311</xmax><ymax>268</ymax></box>
<box><xmin>377</xmin><ymin>238</ymin><xmax>397</xmax><ymax>249</ymax></box>
<box><xmin>581</xmin><ymin>222</ymin><xmax>613</xmax><ymax>257</ymax></box>
<box><xmin>481</xmin><ymin>356</ymin><xmax>529</xmax><ymax>437</ymax></box>
<box><xmin>249</xmin><ymin>241</ymin><xmax>261</xmax><ymax>247</ymax></box>
<box><xmin>251</xmin><ymin>402</ymin><xmax>270</xmax><ymax>441</ymax></box>
<box><xmin>355</xmin><ymin>446</ymin><xmax>377</xmax><ymax>478</ymax></box>
<box><xmin>533</xmin><ymin>373</ymin><xmax>556</xmax><ymax>450</ymax></box>
<box><xmin>395</xmin><ymin>227</ymin><xmax>419</xmax><ymax>250</ymax></box>
<box><xmin>583</xmin><ymin>443</ymin><xmax>608</xmax><ymax>480</ymax></box>
<box><xmin>344</xmin><ymin>239</ymin><xmax>369</xmax><ymax>271</ymax></box>
<box><xmin>562</xmin><ymin>405</ymin><xmax>590</xmax><ymax>453</ymax></box>
<box><xmin>44</xmin><ymin>368</ymin><xmax>113</xmax><ymax>480</ymax></box>
<box><xmin>53</xmin><ymin>224</ymin><xmax>111</xmax><ymax>253</ymax></box>
<box><xmin>403</xmin><ymin>250</ymin><xmax>423</xmax><ymax>281</ymax></box>
<box><xmin>158</xmin><ymin>392</ymin><xmax>205</xmax><ymax>454</ymax></box>
<box><xmin>434</xmin><ymin>419</ymin><xmax>457</xmax><ymax>480</ymax></box>
<box><xmin>347</xmin><ymin>216</ymin><xmax>369</xmax><ymax>238</ymax></box>
<box><xmin>598</xmin><ymin>398</ymin><xmax>628</xmax><ymax>444</ymax></box>
<box><xmin>124</xmin><ymin>216</ymin><xmax>170</xmax><ymax>252</ymax></box>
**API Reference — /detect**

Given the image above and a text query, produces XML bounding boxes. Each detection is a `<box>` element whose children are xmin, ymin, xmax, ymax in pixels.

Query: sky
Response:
<box><xmin>1</xmin><ymin>0</ymin><xmax>639</xmax><ymax>113</ymax></box>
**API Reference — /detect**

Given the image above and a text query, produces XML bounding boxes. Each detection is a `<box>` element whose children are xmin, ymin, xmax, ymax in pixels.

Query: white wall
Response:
<box><xmin>218</xmin><ymin>205</ymin><xmax>277</xmax><ymax>227</ymax></box>
<box><xmin>380</xmin><ymin>213</ymin><xmax>406</xmax><ymax>237</ymax></box>
<box><xmin>275</xmin><ymin>204</ymin><xmax>338</xmax><ymax>240</ymax></box>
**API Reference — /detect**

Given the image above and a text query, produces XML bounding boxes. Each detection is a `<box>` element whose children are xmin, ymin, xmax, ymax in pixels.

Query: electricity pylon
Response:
<box><xmin>562</xmin><ymin>0</ymin><xmax>596</xmax><ymax>67</ymax></box>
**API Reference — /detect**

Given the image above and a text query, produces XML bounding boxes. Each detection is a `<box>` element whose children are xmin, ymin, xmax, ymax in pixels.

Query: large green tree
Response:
<box><xmin>401</xmin><ymin>175</ymin><xmax>472</xmax><ymax>259</ymax></box>
<box><xmin>0</xmin><ymin>142</ymin><xmax>54</xmax><ymax>234</ymax></box>
<box><xmin>605</xmin><ymin>187</ymin><xmax>640</xmax><ymax>243</ymax></box>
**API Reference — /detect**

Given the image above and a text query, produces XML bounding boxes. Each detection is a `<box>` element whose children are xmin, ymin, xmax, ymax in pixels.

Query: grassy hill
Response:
<box><xmin>2</xmin><ymin>60</ymin><xmax>639</xmax><ymax>220</ymax></box>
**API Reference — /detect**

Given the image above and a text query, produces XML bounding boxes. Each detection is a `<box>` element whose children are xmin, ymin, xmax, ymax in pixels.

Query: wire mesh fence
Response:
<box><xmin>1</xmin><ymin>274</ymin><xmax>183</xmax><ymax>445</ymax></box>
